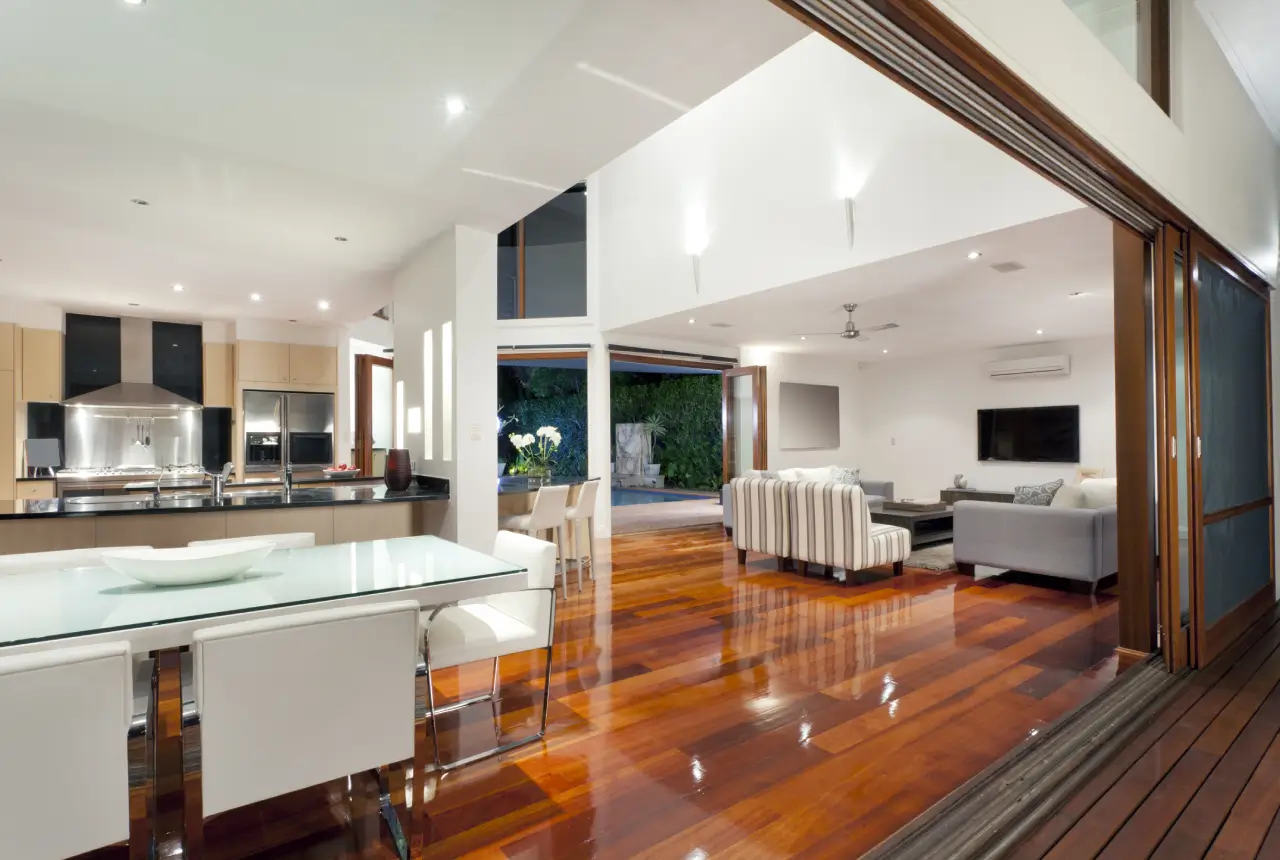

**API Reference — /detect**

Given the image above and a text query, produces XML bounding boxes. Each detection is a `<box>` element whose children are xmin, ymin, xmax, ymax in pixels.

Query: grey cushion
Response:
<box><xmin>1013</xmin><ymin>479</ymin><xmax>1064</xmax><ymax>506</ymax></box>
<box><xmin>831</xmin><ymin>466</ymin><xmax>861</xmax><ymax>486</ymax></box>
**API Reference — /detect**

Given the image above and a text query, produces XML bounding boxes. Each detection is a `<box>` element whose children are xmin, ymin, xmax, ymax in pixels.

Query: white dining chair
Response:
<box><xmin>0</xmin><ymin>642</ymin><xmax>152</xmax><ymax>860</ymax></box>
<box><xmin>189</xmin><ymin>532</ymin><xmax>316</xmax><ymax>550</ymax></box>
<box><xmin>498</xmin><ymin>483</ymin><xmax>571</xmax><ymax>597</ymax></box>
<box><xmin>182</xmin><ymin>601</ymin><xmax>424</xmax><ymax>860</ymax></box>
<box><xmin>0</xmin><ymin>546</ymin><xmax>151</xmax><ymax>575</ymax></box>
<box><xmin>562</xmin><ymin>479</ymin><xmax>601</xmax><ymax>587</ymax></box>
<box><xmin>421</xmin><ymin>530</ymin><xmax>556</xmax><ymax>772</ymax></box>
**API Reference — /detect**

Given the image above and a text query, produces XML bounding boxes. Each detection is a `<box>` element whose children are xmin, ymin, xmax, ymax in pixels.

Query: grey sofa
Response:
<box><xmin>952</xmin><ymin>500</ymin><xmax>1118</xmax><ymax>588</ymax></box>
<box><xmin>723</xmin><ymin>478</ymin><xmax>894</xmax><ymax>535</ymax></box>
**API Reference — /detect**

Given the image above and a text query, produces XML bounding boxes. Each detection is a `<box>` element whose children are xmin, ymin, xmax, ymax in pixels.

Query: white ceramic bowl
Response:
<box><xmin>101</xmin><ymin>540</ymin><xmax>276</xmax><ymax>587</ymax></box>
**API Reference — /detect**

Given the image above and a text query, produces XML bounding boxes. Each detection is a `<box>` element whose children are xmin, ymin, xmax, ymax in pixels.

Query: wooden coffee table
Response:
<box><xmin>870</xmin><ymin>506</ymin><xmax>955</xmax><ymax>549</ymax></box>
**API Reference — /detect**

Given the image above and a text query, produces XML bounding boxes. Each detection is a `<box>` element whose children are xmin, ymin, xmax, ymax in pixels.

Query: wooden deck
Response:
<box><xmin>1014</xmin><ymin>602</ymin><xmax>1280</xmax><ymax>860</ymax></box>
<box><xmin>80</xmin><ymin>525</ymin><xmax>1118</xmax><ymax>859</ymax></box>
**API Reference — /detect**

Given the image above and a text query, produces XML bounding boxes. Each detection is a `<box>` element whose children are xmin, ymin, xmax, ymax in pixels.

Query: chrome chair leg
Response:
<box><xmin>181</xmin><ymin>700</ymin><xmax>205</xmax><ymax>860</ymax></box>
<box><xmin>127</xmin><ymin>657</ymin><xmax>155</xmax><ymax>860</ymax></box>
<box><xmin>586</xmin><ymin>516</ymin><xmax>596</xmax><ymax>581</ymax></box>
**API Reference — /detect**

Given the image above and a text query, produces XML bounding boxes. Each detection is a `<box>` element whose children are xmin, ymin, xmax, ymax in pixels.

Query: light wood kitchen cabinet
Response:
<box><xmin>21</xmin><ymin>328</ymin><xmax>61</xmax><ymax>403</ymax></box>
<box><xmin>236</xmin><ymin>340</ymin><xmax>290</xmax><ymax>384</ymax></box>
<box><xmin>0</xmin><ymin>324</ymin><xmax>14</xmax><ymax>372</ymax></box>
<box><xmin>14</xmin><ymin>480</ymin><xmax>54</xmax><ymax>500</ymax></box>
<box><xmin>0</xmin><ymin>371</ymin><xmax>13</xmax><ymax>500</ymax></box>
<box><xmin>288</xmin><ymin>345</ymin><xmax>337</xmax><ymax>387</ymax></box>
<box><xmin>203</xmin><ymin>342</ymin><xmax>235</xmax><ymax>407</ymax></box>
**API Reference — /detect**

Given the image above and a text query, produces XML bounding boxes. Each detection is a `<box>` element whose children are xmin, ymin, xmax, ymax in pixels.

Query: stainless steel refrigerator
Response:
<box><xmin>243</xmin><ymin>390</ymin><xmax>335</xmax><ymax>472</ymax></box>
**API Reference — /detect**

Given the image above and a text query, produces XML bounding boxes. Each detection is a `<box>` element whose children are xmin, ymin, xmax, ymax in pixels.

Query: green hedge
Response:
<box><xmin>499</xmin><ymin>368</ymin><xmax>722</xmax><ymax>490</ymax></box>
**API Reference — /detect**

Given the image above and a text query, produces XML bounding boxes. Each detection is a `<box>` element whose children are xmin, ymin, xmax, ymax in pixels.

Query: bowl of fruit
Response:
<box><xmin>323</xmin><ymin>464</ymin><xmax>361</xmax><ymax>478</ymax></box>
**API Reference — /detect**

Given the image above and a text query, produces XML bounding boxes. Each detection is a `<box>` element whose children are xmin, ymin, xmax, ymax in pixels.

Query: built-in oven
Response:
<box><xmin>288</xmin><ymin>432</ymin><xmax>333</xmax><ymax>468</ymax></box>
<box><xmin>245</xmin><ymin>432</ymin><xmax>282</xmax><ymax>470</ymax></box>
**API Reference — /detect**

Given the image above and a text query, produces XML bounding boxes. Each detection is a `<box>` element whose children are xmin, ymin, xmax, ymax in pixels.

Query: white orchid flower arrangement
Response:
<box><xmin>508</xmin><ymin>425</ymin><xmax>562</xmax><ymax>477</ymax></box>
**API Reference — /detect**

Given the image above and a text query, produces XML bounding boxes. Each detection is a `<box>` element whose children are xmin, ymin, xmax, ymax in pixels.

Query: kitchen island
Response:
<box><xmin>0</xmin><ymin>483</ymin><xmax>448</xmax><ymax>554</ymax></box>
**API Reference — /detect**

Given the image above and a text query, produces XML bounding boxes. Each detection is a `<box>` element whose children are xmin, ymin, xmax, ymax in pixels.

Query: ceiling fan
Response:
<box><xmin>796</xmin><ymin>303</ymin><xmax>899</xmax><ymax>341</ymax></box>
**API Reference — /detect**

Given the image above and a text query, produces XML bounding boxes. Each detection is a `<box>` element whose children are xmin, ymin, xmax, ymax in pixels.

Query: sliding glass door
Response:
<box><xmin>1190</xmin><ymin>237</ymin><xmax>1274</xmax><ymax>664</ymax></box>
<box><xmin>723</xmin><ymin>366</ymin><xmax>767</xmax><ymax>482</ymax></box>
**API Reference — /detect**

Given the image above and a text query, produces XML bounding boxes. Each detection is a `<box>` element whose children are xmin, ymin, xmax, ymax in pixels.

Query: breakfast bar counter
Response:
<box><xmin>0</xmin><ymin>484</ymin><xmax>450</xmax><ymax>554</ymax></box>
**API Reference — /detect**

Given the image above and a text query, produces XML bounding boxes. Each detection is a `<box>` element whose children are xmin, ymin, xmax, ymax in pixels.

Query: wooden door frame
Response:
<box><xmin>722</xmin><ymin>366</ymin><xmax>768</xmax><ymax>484</ymax></box>
<box><xmin>1187</xmin><ymin>232</ymin><xmax>1275</xmax><ymax>665</ymax></box>
<box><xmin>1154</xmin><ymin>224</ymin><xmax>1194</xmax><ymax>670</ymax></box>
<box><xmin>354</xmin><ymin>353</ymin><xmax>393</xmax><ymax>477</ymax></box>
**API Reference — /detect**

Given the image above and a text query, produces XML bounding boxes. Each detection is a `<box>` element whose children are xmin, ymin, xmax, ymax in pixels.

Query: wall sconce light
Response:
<box><xmin>843</xmin><ymin>197</ymin><xmax>856</xmax><ymax>249</ymax></box>
<box><xmin>836</xmin><ymin>161</ymin><xmax>870</xmax><ymax>250</ymax></box>
<box><xmin>684</xmin><ymin>209</ymin><xmax>710</xmax><ymax>294</ymax></box>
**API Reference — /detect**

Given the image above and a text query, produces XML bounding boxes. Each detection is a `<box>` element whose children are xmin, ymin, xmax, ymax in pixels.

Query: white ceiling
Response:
<box><xmin>1197</xmin><ymin>0</ymin><xmax>1280</xmax><ymax>141</ymax></box>
<box><xmin>616</xmin><ymin>207</ymin><xmax>1115</xmax><ymax>360</ymax></box>
<box><xmin>0</xmin><ymin>0</ymin><xmax>805</xmax><ymax>325</ymax></box>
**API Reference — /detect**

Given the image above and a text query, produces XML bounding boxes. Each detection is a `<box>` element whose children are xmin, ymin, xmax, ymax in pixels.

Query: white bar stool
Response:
<box><xmin>563</xmin><ymin>479</ymin><xmax>601</xmax><ymax>586</ymax></box>
<box><xmin>498</xmin><ymin>484</ymin><xmax>571</xmax><ymax>597</ymax></box>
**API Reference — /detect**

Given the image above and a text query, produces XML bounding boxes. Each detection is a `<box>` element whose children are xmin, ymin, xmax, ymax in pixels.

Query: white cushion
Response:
<box><xmin>1050</xmin><ymin>484</ymin><xmax>1087</xmax><ymax>509</ymax></box>
<box><xmin>1079</xmin><ymin>478</ymin><xmax>1119</xmax><ymax>509</ymax></box>
<box><xmin>775</xmin><ymin>468</ymin><xmax>802</xmax><ymax>482</ymax></box>
<box><xmin>425</xmin><ymin>603</ymin><xmax>543</xmax><ymax>669</ymax></box>
<box><xmin>794</xmin><ymin>466</ymin><xmax>835</xmax><ymax>483</ymax></box>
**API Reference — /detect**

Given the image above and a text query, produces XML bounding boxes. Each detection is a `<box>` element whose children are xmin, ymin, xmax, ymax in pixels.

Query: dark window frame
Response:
<box><xmin>500</xmin><ymin>182</ymin><xmax>587</xmax><ymax>320</ymax></box>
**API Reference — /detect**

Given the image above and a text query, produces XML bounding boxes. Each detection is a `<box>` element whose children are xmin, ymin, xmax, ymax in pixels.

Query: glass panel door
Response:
<box><xmin>723</xmin><ymin>367</ymin><xmax>767</xmax><ymax>482</ymax></box>
<box><xmin>1190</xmin><ymin>238</ymin><xmax>1274</xmax><ymax>665</ymax></box>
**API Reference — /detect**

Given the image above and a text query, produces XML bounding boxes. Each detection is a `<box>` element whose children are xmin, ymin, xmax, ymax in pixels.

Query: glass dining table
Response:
<box><xmin>0</xmin><ymin>535</ymin><xmax>528</xmax><ymax>655</ymax></box>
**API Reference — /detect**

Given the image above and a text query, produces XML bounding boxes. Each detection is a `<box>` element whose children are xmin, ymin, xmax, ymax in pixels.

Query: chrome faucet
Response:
<box><xmin>207</xmin><ymin>462</ymin><xmax>233</xmax><ymax>503</ymax></box>
<box><xmin>281</xmin><ymin>463</ymin><xmax>294</xmax><ymax>495</ymax></box>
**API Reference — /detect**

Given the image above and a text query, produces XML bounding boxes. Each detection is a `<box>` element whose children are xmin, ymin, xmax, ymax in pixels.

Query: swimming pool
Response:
<box><xmin>611</xmin><ymin>487</ymin><xmax>718</xmax><ymax>506</ymax></box>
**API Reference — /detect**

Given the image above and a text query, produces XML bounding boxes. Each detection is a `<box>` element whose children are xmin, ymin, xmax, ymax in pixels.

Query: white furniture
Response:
<box><xmin>190</xmin><ymin>532</ymin><xmax>317</xmax><ymax>550</ymax></box>
<box><xmin>789</xmin><ymin>482</ymin><xmax>911</xmax><ymax>581</ymax></box>
<box><xmin>0</xmin><ymin>642</ymin><xmax>150</xmax><ymax>860</ymax></box>
<box><xmin>562</xmin><ymin>478</ymin><xmax>600</xmax><ymax>585</ymax></box>
<box><xmin>499</xmin><ymin>483</ymin><xmax>572</xmax><ymax>597</ymax></box>
<box><xmin>183</xmin><ymin>601</ymin><xmax>424</xmax><ymax>858</ymax></box>
<box><xmin>0</xmin><ymin>546</ymin><xmax>150</xmax><ymax>576</ymax></box>
<box><xmin>0</xmin><ymin>536</ymin><xmax>526</xmax><ymax>656</ymax></box>
<box><xmin>422</xmin><ymin>531</ymin><xmax>557</xmax><ymax>771</ymax></box>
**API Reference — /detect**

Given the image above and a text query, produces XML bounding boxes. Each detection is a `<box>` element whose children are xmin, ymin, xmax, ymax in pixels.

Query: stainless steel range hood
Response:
<box><xmin>62</xmin><ymin>316</ymin><xmax>201</xmax><ymax>409</ymax></box>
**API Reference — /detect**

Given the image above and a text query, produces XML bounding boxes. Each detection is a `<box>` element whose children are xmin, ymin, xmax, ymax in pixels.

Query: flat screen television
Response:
<box><xmin>978</xmin><ymin>405</ymin><xmax>1080</xmax><ymax>463</ymax></box>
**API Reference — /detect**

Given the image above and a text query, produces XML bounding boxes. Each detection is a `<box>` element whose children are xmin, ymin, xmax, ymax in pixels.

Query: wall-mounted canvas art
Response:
<box><xmin>779</xmin><ymin>382</ymin><xmax>840</xmax><ymax>450</ymax></box>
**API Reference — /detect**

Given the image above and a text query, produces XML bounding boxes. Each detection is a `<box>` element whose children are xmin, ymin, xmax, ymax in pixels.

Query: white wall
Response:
<box><xmin>740</xmin><ymin>347</ymin><xmax>863</xmax><ymax>472</ymax></box>
<box><xmin>595</xmin><ymin>34</ymin><xmax>1085</xmax><ymax>331</ymax></box>
<box><xmin>856</xmin><ymin>336</ymin><xmax>1116</xmax><ymax>499</ymax></box>
<box><xmin>930</xmin><ymin>0</ymin><xmax>1280</xmax><ymax>282</ymax></box>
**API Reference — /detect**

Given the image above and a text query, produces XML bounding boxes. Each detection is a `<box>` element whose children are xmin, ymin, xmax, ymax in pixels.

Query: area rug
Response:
<box><xmin>906</xmin><ymin>542</ymin><xmax>957</xmax><ymax>572</ymax></box>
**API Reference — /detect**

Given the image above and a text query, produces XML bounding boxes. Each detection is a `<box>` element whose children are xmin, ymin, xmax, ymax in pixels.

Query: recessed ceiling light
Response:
<box><xmin>334</xmin><ymin>236</ymin><xmax>348</xmax><ymax>242</ymax></box>
<box><xmin>882</xmin><ymin>349</ymin><xmax>889</xmax><ymax>354</ymax></box>
<box><xmin>131</xmin><ymin>198</ymin><xmax>149</xmax><ymax>206</ymax></box>
<box><xmin>445</xmin><ymin>96</ymin><xmax>468</xmax><ymax>117</ymax></box>
<box><xmin>1036</xmin><ymin>329</ymin><xmax>1044</xmax><ymax>335</ymax></box>
<box><xmin>688</xmin><ymin>318</ymin><xmax>696</xmax><ymax>324</ymax></box>
<box><xmin>172</xmin><ymin>283</ymin><xmax>184</xmax><ymax>292</ymax></box>
<box><xmin>250</xmin><ymin>293</ymin><xmax>261</xmax><ymax>302</ymax></box>
<box><xmin>800</xmin><ymin>336</ymin><xmax>807</xmax><ymax>341</ymax></box>
<box><xmin>967</xmin><ymin>251</ymin><xmax>982</xmax><ymax>260</ymax></box>
<box><xmin>123</xmin><ymin>0</ymin><xmax>145</xmax><ymax>5</ymax></box>
<box><xmin>317</xmin><ymin>300</ymin><xmax>331</xmax><ymax>311</ymax></box>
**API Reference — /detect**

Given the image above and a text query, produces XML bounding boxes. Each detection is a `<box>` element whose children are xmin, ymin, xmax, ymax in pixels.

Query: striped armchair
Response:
<box><xmin>730</xmin><ymin>477</ymin><xmax>792</xmax><ymax>569</ymax></box>
<box><xmin>789</xmin><ymin>481</ymin><xmax>911</xmax><ymax>582</ymax></box>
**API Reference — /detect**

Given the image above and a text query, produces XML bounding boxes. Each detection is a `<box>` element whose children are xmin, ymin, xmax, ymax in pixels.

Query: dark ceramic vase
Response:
<box><xmin>385</xmin><ymin>449</ymin><xmax>412</xmax><ymax>492</ymax></box>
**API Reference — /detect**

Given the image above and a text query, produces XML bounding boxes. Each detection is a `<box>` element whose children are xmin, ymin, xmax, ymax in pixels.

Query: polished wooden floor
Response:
<box><xmin>1015</xmin><ymin>603</ymin><xmax>1280</xmax><ymax>860</ymax></box>
<box><xmin>81</xmin><ymin>525</ymin><xmax>1118</xmax><ymax>859</ymax></box>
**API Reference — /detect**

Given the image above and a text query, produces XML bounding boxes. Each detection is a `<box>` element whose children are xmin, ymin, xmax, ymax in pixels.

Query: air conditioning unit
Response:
<box><xmin>986</xmin><ymin>354</ymin><xmax>1071</xmax><ymax>380</ymax></box>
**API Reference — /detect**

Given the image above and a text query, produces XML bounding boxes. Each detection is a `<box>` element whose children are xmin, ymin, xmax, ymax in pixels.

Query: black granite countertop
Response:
<box><xmin>0</xmin><ymin>484</ymin><xmax>448</xmax><ymax>520</ymax></box>
<box><xmin>497</xmin><ymin>475</ymin><xmax>596</xmax><ymax>496</ymax></box>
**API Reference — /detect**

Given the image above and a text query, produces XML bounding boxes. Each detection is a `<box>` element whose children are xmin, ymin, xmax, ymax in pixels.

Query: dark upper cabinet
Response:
<box><xmin>64</xmin><ymin>313</ymin><xmax>121</xmax><ymax>399</ymax></box>
<box><xmin>152</xmin><ymin>321</ymin><xmax>203</xmax><ymax>404</ymax></box>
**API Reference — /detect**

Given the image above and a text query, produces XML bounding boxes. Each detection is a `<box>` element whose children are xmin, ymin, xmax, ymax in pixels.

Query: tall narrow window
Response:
<box><xmin>1061</xmin><ymin>0</ymin><xmax>1169</xmax><ymax>112</ymax></box>
<box><xmin>497</xmin><ymin>182</ymin><xmax>587</xmax><ymax>319</ymax></box>
<box><xmin>441</xmin><ymin>322</ymin><xmax>453</xmax><ymax>461</ymax></box>
<box><xmin>394</xmin><ymin>380</ymin><xmax>405</xmax><ymax>450</ymax></box>
<box><xmin>423</xmin><ymin>330</ymin><xmax>434</xmax><ymax>461</ymax></box>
